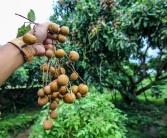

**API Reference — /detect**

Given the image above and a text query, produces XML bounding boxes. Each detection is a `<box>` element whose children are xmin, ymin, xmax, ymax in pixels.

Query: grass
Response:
<box><xmin>0</xmin><ymin>109</ymin><xmax>40</xmax><ymax>138</ymax></box>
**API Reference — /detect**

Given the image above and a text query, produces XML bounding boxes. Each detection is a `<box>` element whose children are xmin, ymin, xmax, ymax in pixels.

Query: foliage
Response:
<box><xmin>30</xmin><ymin>92</ymin><xmax>127</xmax><ymax>138</ymax></box>
<box><xmin>0</xmin><ymin>111</ymin><xmax>38</xmax><ymax>138</ymax></box>
<box><xmin>50</xmin><ymin>0</ymin><xmax>167</xmax><ymax>103</ymax></box>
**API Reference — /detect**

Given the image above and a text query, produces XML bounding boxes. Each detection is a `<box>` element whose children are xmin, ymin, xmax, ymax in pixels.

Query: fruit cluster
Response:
<box><xmin>22</xmin><ymin>23</ymin><xmax>88</xmax><ymax>130</ymax></box>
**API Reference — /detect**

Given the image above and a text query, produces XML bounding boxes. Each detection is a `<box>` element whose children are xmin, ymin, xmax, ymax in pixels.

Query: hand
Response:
<box><xmin>28</xmin><ymin>22</ymin><xmax>58</xmax><ymax>56</ymax></box>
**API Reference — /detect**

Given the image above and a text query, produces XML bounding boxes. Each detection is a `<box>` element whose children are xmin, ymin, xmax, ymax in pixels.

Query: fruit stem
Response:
<box><xmin>15</xmin><ymin>13</ymin><xmax>38</xmax><ymax>25</ymax></box>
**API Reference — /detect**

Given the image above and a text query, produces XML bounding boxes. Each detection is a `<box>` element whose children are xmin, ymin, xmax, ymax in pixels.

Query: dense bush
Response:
<box><xmin>30</xmin><ymin>92</ymin><xmax>127</xmax><ymax>138</ymax></box>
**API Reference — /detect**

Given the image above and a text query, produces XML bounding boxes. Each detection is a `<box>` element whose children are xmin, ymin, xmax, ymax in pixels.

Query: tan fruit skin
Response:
<box><xmin>63</xmin><ymin>93</ymin><xmax>76</xmax><ymax>103</ymax></box>
<box><xmin>69</xmin><ymin>51</ymin><xmax>79</xmax><ymax>61</ymax></box>
<box><xmin>55</xmin><ymin>49</ymin><xmax>65</xmax><ymax>58</ymax></box>
<box><xmin>37</xmin><ymin>88</ymin><xmax>45</xmax><ymax>97</ymax></box>
<box><xmin>50</xmin><ymin>81</ymin><xmax>59</xmax><ymax>92</ymax></box>
<box><xmin>78</xmin><ymin>84</ymin><xmax>88</xmax><ymax>95</ymax></box>
<box><xmin>70</xmin><ymin>72</ymin><xmax>79</xmax><ymax>80</ymax></box>
<box><xmin>71</xmin><ymin>85</ymin><xmax>79</xmax><ymax>94</ymax></box>
<box><xmin>48</xmin><ymin>23</ymin><xmax>60</xmax><ymax>34</ymax></box>
<box><xmin>44</xmin><ymin>85</ymin><xmax>52</xmax><ymax>95</ymax></box>
<box><xmin>60</xmin><ymin>26</ymin><xmax>69</xmax><ymax>35</ymax></box>
<box><xmin>58</xmin><ymin>34</ymin><xmax>67</xmax><ymax>43</ymax></box>
<box><xmin>57</xmin><ymin>74</ymin><xmax>69</xmax><ymax>86</ymax></box>
<box><xmin>23</xmin><ymin>33</ymin><xmax>37</xmax><ymax>45</ymax></box>
<box><xmin>38</xmin><ymin>96</ymin><xmax>48</xmax><ymax>106</ymax></box>
<box><xmin>45</xmin><ymin>49</ymin><xmax>54</xmax><ymax>58</ymax></box>
<box><xmin>49</xmin><ymin>101</ymin><xmax>58</xmax><ymax>110</ymax></box>
<box><xmin>50</xmin><ymin>111</ymin><xmax>58</xmax><ymax>119</ymax></box>
<box><xmin>43</xmin><ymin>119</ymin><xmax>53</xmax><ymax>130</ymax></box>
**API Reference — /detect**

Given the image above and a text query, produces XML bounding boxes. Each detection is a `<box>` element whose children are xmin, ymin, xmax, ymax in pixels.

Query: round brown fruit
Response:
<box><xmin>22</xmin><ymin>33</ymin><xmax>37</xmax><ymax>45</ymax></box>
<box><xmin>50</xmin><ymin>111</ymin><xmax>58</xmax><ymax>119</ymax></box>
<box><xmin>63</xmin><ymin>92</ymin><xmax>76</xmax><ymax>104</ymax></box>
<box><xmin>50</xmin><ymin>81</ymin><xmax>59</xmax><ymax>92</ymax></box>
<box><xmin>59</xmin><ymin>86</ymin><xmax>67</xmax><ymax>95</ymax></box>
<box><xmin>58</xmin><ymin>93</ymin><xmax>64</xmax><ymax>99</ymax></box>
<box><xmin>57</xmin><ymin>74</ymin><xmax>69</xmax><ymax>86</ymax></box>
<box><xmin>76</xmin><ymin>92</ymin><xmax>82</xmax><ymax>99</ymax></box>
<box><xmin>45</xmin><ymin>49</ymin><xmax>54</xmax><ymax>58</ymax></box>
<box><xmin>38</xmin><ymin>96</ymin><xmax>48</xmax><ymax>106</ymax></box>
<box><xmin>54</xmin><ymin>49</ymin><xmax>66</xmax><ymax>58</ymax></box>
<box><xmin>51</xmin><ymin>92</ymin><xmax>59</xmax><ymax>98</ymax></box>
<box><xmin>43</xmin><ymin>119</ymin><xmax>53</xmax><ymax>130</ymax></box>
<box><xmin>57</xmin><ymin>34</ymin><xmax>67</xmax><ymax>43</ymax></box>
<box><xmin>55</xmin><ymin>98</ymin><xmax>60</xmax><ymax>103</ymax></box>
<box><xmin>40</xmin><ymin>63</ymin><xmax>48</xmax><ymax>72</ymax></box>
<box><xmin>60</xmin><ymin>26</ymin><xmax>69</xmax><ymax>35</ymax></box>
<box><xmin>50</xmin><ymin>67</ymin><xmax>56</xmax><ymax>74</ymax></box>
<box><xmin>37</xmin><ymin>88</ymin><xmax>45</xmax><ymax>97</ymax></box>
<box><xmin>70</xmin><ymin>72</ymin><xmax>79</xmax><ymax>80</ymax></box>
<box><xmin>78</xmin><ymin>84</ymin><xmax>88</xmax><ymax>95</ymax></box>
<box><xmin>71</xmin><ymin>85</ymin><xmax>78</xmax><ymax>94</ymax></box>
<box><xmin>48</xmin><ymin>23</ymin><xmax>60</xmax><ymax>34</ymax></box>
<box><xmin>68</xmin><ymin>51</ymin><xmax>79</xmax><ymax>62</ymax></box>
<box><xmin>49</xmin><ymin>101</ymin><xmax>58</xmax><ymax>110</ymax></box>
<box><xmin>44</xmin><ymin>85</ymin><xmax>51</xmax><ymax>95</ymax></box>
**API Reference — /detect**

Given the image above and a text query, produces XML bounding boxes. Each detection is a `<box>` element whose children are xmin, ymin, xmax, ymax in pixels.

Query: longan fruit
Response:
<box><xmin>57</xmin><ymin>34</ymin><xmax>67</xmax><ymax>43</ymax></box>
<box><xmin>54</xmin><ymin>49</ymin><xmax>66</xmax><ymax>58</ymax></box>
<box><xmin>55</xmin><ymin>68</ymin><xmax>66</xmax><ymax>78</ymax></box>
<box><xmin>68</xmin><ymin>51</ymin><xmax>79</xmax><ymax>62</ymax></box>
<box><xmin>78</xmin><ymin>83</ymin><xmax>88</xmax><ymax>95</ymax></box>
<box><xmin>76</xmin><ymin>92</ymin><xmax>81</xmax><ymax>99</ymax></box>
<box><xmin>43</xmin><ymin>119</ymin><xmax>53</xmax><ymax>130</ymax></box>
<box><xmin>57</xmin><ymin>74</ymin><xmax>69</xmax><ymax>86</ymax></box>
<box><xmin>45</xmin><ymin>49</ymin><xmax>54</xmax><ymax>58</ymax></box>
<box><xmin>37</xmin><ymin>88</ymin><xmax>45</xmax><ymax>97</ymax></box>
<box><xmin>50</xmin><ymin>67</ymin><xmax>56</xmax><ymax>74</ymax></box>
<box><xmin>38</xmin><ymin>96</ymin><xmax>48</xmax><ymax>106</ymax></box>
<box><xmin>71</xmin><ymin>85</ymin><xmax>78</xmax><ymax>94</ymax></box>
<box><xmin>22</xmin><ymin>33</ymin><xmax>37</xmax><ymax>45</ymax></box>
<box><xmin>63</xmin><ymin>92</ymin><xmax>76</xmax><ymax>104</ymax></box>
<box><xmin>50</xmin><ymin>81</ymin><xmax>59</xmax><ymax>92</ymax></box>
<box><xmin>44</xmin><ymin>85</ymin><xmax>52</xmax><ymax>95</ymax></box>
<box><xmin>40</xmin><ymin>63</ymin><xmax>48</xmax><ymax>72</ymax></box>
<box><xmin>70</xmin><ymin>72</ymin><xmax>79</xmax><ymax>80</ymax></box>
<box><xmin>49</xmin><ymin>101</ymin><xmax>58</xmax><ymax>110</ymax></box>
<box><xmin>50</xmin><ymin>111</ymin><xmax>58</xmax><ymax>119</ymax></box>
<box><xmin>48</xmin><ymin>23</ymin><xmax>60</xmax><ymax>34</ymax></box>
<box><xmin>59</xmin><ymin>86</ymin><xmax>67</xmax><ymax>95</ymax></box>
<box><xmin>58</xmin><ymin>93</ymin><xmax>64</xmax><ymax>99</ymax></box>
<box><xmin>60</xmin><ymin>26</ymin><xmax>69</xmax><ymax>35</ymax></box>
<box><xmin>51</xmin><ymin>92</ymin><xmax>59</xmax><ymax>98</ymax></box>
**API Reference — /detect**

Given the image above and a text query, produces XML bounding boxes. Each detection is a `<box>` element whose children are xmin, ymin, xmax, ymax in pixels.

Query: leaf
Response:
<box><xmin>27</xmin><ymin>9</ymin><xmax>36</xmax><ymax>22</ymax></box>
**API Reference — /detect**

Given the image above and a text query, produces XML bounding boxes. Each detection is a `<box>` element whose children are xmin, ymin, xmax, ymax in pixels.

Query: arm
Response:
<box><xmin>0</xmin><ymin>22</ymin><xmax>57</xmax><ymax>86</ymax></box>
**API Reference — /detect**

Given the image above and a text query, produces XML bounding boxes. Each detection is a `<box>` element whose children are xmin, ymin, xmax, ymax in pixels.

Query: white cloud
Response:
<box><xmin>0</xmin><ymin>0</ymin><xmax>54</xmax><ymax>45</ymax></box>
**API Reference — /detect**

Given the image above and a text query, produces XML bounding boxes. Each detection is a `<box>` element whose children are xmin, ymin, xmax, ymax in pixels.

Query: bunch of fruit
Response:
<box><xmin>22</xmin><ymin>23</ymin><xmax>88</xmax><ymax>130</ymax></box>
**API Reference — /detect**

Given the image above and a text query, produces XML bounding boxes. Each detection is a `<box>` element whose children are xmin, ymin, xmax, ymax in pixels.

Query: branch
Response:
<box><xmin>136</xmin><ymin>82</ymin><xmax>154</xmax><ymax>95</ymax></box>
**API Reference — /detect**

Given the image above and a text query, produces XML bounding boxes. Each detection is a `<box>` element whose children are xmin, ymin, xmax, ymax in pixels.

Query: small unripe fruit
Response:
<box><xmin>37</xmin><ymin>88</ymin><xmax>45</xmax><ymax>97</ymax></box>
<box><xmin>45</xmin><ymin>49</ymin><xmax>54</xmax><ymax>58</ymax></box>
<box><xmin>44</xmin><ymin>85</ymin><xmax>51</xmax><ymax>95</ymax></box>
<box><xmin>50</xmin><ymin>81</ymin><xmax>59</xmax><ymax>92</ymax></box>
<box><xmin>71</xmin><ymin>85</ymin><xmax>78</xmax><ymax>94</ymax></box>
<box><xmin>57</xmin><ymin>34</ymin><xmax>67</xmax><ymax>43</ymax></box>
<box><xmin>78</xmin><ymin>84</ymin><xmax>88</xmax><ymax>95</ymax></box>
<box><xmin>49</xmin><ymin>101</ymin><xmax>58</xmax><ymax>110</ymax></box>
<box><xmin>38</xmin><ymin>96</ymin><xmax>48</xmax><ymax>106</ymax></box>
<box><xmin>54</xmin><ymin>49</ymin><xmax>66</xmax><ymax>58</ymax></box>
<box><xmin>69</xmin><ymin>51</ymin><xmax>79</xmax><ymax>62</ymax></box>
<box><xmin>48</xmin><ymin>23</ymin><xmax>60</xmax><ymax>34</ymax></box>
<box><xmin>60</xmin><ymin>26</ymin><xmax>69</xmax><ymax>35</ymax></box>
<box><xmin>23</xmin><ymin>33</ymin><xmax>37</xmax><ymax>45</ymax></box>
<box><xmin>70</xmin><ymin>72</ymin><xmax>79</xmax><ymax>80</ymax></box>
<box><xmin>57</xmin><ymin>74</ymin><xmax>69</xmax><ymax>86</ymax></box>
<box><xmin>43</xmin><ymin>119</ymin><xmax>53</xmax><ymax>130</ymax></box>
<box><xmin>63</xmin><ymin>93</ymin><xmax>76</xmax><ymax>103</ymax></box>
<box><xmin>50</xmin><ymin>111</ymin><xmax>58</xmax><ymax>119</ymax></box>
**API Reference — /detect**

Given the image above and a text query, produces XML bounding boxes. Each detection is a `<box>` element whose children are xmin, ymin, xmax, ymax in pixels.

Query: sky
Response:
<box><xmin>0</xmin><ymin>0</ymin><xmax>56</xmax><ymax>45</ymax></box>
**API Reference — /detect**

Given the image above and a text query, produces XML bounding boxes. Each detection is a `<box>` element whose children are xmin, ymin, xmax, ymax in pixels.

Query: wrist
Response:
<box><xmin>8</xmin><ymin>37</ymin><xmax>36</xmax><ymax>63</ymax></box>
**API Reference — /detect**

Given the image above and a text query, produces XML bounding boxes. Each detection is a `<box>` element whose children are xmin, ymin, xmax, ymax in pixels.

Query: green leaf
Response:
<box><xmin>27</xmin><ymin>9</ymin><xmax>36</xmax><ymax>22</ymax></box>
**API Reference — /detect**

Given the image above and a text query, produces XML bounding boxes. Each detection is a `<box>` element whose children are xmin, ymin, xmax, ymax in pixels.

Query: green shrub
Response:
<box><xmin>30</xmin><ymin>93</ymin><xmax>127</xmax><ymax>138</ymax></box>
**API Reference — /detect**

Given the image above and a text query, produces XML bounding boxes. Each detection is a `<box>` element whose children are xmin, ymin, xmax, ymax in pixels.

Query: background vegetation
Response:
<box><xmin>0</xmin><ymin>0</ymin><xmax>167</xmax><ymax>138</ymax></box>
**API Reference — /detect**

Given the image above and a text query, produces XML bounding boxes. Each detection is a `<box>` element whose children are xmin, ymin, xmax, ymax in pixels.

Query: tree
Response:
<box><xmin>50</xmin><ymin>0</ymin><xmax>167</xmax><ymax>104</ymax></box>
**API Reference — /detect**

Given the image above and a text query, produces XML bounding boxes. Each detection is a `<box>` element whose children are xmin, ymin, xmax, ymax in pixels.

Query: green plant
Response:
<box><xmin>30</xmin><ymin>92</ymin><xmax>127</xmax><ymax>138</ymax></box>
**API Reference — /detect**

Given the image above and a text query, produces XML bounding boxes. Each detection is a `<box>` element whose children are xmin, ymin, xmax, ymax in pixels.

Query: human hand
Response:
<box><xmin>28</xmin><ymin>22</ymin><xmax>59</xmax><ymax>56</ymax></box>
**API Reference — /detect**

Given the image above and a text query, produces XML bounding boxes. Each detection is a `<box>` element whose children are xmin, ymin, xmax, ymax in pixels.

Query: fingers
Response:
<box><xmin>33</xmin><ymin>43</ymin><xmax>45</xmax><ymax>56</ymax></box>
